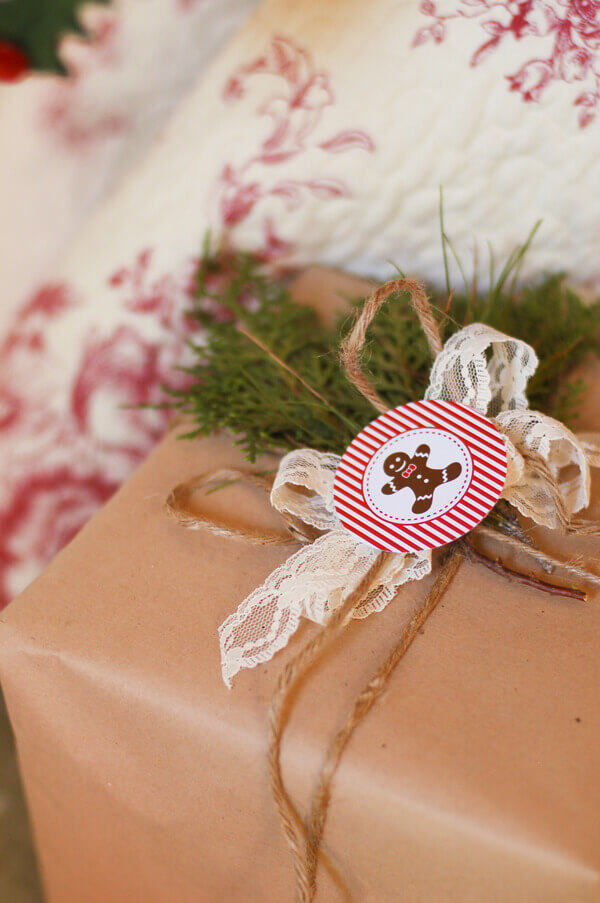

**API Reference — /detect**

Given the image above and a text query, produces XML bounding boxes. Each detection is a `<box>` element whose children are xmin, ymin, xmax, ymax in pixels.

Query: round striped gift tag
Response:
<box><xmin>333</xmin><ymin>399</ymin><xmax>508</xmax><ymax>553</ymax></box>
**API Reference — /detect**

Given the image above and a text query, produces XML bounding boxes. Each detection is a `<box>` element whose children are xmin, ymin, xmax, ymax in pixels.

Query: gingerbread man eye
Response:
<box><xmin>383</xmin><ymin>453</ymin><xmax>408</xmax><ymax>475</ymax></box>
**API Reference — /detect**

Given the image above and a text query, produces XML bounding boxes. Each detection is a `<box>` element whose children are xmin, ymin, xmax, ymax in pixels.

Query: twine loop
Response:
<box><xmin>166</xmin><ymin>277</ymin><xmax>600</xmax><ymax>902</ymax></box>
<box><xmin>340</xmin><ymin>277</ymin><xmax>442</xmax><ymax>413</ymax></box>
<box><xmin>165</xmin><ymin>468</ymin><xmax>304</xmax><ymax>545</ymax></box>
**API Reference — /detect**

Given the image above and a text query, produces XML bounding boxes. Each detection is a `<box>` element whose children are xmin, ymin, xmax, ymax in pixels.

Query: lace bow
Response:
<box><xmin>219</xmin><ymin>323</ymin><xmax>600</xmax><ymax>686</ymax></box>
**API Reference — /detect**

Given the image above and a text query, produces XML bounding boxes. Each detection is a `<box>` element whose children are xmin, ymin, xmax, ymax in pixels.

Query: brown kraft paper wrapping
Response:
<box><xmin>0</xmin><ymin>270</ymin><xmax>599</xmax><ymax>903</ymax></box>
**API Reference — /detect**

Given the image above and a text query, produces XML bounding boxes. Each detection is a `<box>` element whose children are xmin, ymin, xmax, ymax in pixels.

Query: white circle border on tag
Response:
<box><xmin>333</xmin><ymin>399</ymin><xmax>508</xmax><ymax>553</ymax></box>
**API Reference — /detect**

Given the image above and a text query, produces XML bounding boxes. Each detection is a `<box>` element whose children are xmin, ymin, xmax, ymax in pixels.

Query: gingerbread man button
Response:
<box><xmin>333</xmin><ymin>399</ymin><xmax>508</xmax><ymax>553</ymax></box>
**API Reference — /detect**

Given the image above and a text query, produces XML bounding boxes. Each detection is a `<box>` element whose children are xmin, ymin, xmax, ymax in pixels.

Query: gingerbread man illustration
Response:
<box><xmin>381</xmin><ymin>444</ymin><xmax>462</xmax><ymax>514</ymax></box>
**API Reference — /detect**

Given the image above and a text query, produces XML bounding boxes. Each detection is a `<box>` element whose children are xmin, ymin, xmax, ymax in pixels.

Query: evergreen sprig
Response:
<box><xmin>0</xmin><ymin>0</ymin><xmax>111</xmax><ymax>75</ymax></box>
<box><xmin>171</xmin><ymin>252</ymin><xmax>600</xmax><ymax>462</ymax></box>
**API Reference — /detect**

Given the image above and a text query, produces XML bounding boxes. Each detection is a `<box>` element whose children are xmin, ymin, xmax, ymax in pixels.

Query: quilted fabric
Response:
<box><xmin>1</xmin><ymin>0</ymin><xmax>599</xmax><ymax>605</ymax></box>
<box><xmin>0</xmin><ymin>0</ymin><xmax>257</xmax><ymax>333</ymax></box>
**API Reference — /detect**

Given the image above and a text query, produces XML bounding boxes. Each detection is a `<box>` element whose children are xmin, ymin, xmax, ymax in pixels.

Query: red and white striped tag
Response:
<box><xmin>333</xmin><ymin>399</ymin><xmax>507</xmax><ymax>553</ymax></box>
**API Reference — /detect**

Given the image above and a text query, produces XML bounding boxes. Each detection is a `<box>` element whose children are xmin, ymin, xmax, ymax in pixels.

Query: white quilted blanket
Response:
<box><xmin>0</xmin><ymin>0</ymin><xmax>598</xmax><ymax>604</ymax></box>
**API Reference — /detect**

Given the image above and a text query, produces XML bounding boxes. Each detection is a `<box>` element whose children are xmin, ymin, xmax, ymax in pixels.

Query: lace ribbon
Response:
<box><xmin>165</xmin><ymin>276</ymin><xmax>600</xmax><ymax>903</ymax></box>
<box><xmin>217</xmin><ymin>321</ymin><xmax>600</xmax><ymax>687</ymax></box>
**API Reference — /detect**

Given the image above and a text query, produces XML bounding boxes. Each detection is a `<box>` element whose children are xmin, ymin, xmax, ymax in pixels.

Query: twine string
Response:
<box><xmin>273</xmin><ymin>279</ymin><xmax>599</xmax><ymax>901</ymax></box>
<box><xmin>165</xmin><ymin>277</ymin><xmax>599</xmax><ymax>903</ymax></box>
<box><xmin>339</xmin><ymin>281</ymin><xmax>600</xmax><ymax>540</ymax></box>
<box><xmin>521</xmin><ymin>450</ymin><xmax>600</xmax><ymax>536</ymax></box>
<box><xmin>165</xmin><ymin>468</ymin><xmax>297</xmax><ymax>545</ymax></box>
<box><xmin>340</xmin><ymin>277</ymin><xmax>443</xmax><ymax>413</ymax></box>
<box><xmin>473</xmin><ymin>524</ymin><xmax>600</xmax><ymax>587</ymax></box>
<box><xmin>303</xmin><ymin>547</ymin><xmax>465</xmax><ymax>900</ymax></box>
<box><xmin>267</xmin><ymin>552</ymin><xmax>391</xmax><ymax>903</ymax></box>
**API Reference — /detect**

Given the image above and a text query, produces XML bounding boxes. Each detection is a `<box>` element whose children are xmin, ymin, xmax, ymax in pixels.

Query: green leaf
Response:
<box><xmin>167</xmin><ymin>250</ymin><xmax>600</xmax><ymax>462</ymax></box>
<box><xmin>0</xmin><ymin>0</ymin><xmax>112</xmax><ymax>74</ymax></box>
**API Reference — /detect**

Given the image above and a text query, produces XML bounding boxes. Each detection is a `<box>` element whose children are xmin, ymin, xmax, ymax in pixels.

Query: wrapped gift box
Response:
<box><xmin>1</xmin><ymin>272</ymin><xmax>599</xmax><ymax>903</ymax></box>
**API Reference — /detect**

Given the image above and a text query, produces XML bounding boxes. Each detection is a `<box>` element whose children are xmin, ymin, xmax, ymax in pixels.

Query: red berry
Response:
<box><xmin>0</xmin><ymin>41</ymin><xmax>29</xmax><ymax>83</ymax></box>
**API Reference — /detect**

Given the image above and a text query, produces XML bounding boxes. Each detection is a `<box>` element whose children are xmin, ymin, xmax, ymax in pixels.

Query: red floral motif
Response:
<box><xmin>219</xmin><ymin>35</ymin><xmax>375</xmax><ymax>259</ymax></box>
<box><xmin>107</xmin><ymin>248</ymin><xmax>197</xmax><ymax>391</ymax></box>
<box><xmin>108</xmin><ymin>248</ymin><xmax>197</xmax><ymax>333</ymax></box>
<box><xmin>413</xmin><ymin>0</ymin><xmax>600</xmax><ymax>127</ymax></box>
<box><xmin>1</xmin><ymin>283</ymin><xmax>75</xmax><ymax>357</ymax></box>
<box><xmin>0</xmin><ymin>250</ymin><xmax>201</xmax><ymax>608</ymax></box>
<box><xmin>0</xmin><ymin>466</ymin><xmax>117</xmax><ymax>607</ymax></box>
<box><xmin>0</xmin><ymin>284</ymin><xmax>76</xmax><ymax>439</ymax></box>
<box><xmin>70</xmin><ymin>326</ymin><xmax>177</xmax><ymax>464</ymax></box>
<box><xmin>0</xmin><ymin>388</ymin><xmax>21</xmax><ymax>432</ymax></box>
<box><xmin>40</xmin><ymin>11</ymin><xmax>127</xmax><ymax>149</ymax></box>
<box><xmin>73</xmin><ymin>248</ymin><xmax>200</xmax><ymax>462</ymax></box>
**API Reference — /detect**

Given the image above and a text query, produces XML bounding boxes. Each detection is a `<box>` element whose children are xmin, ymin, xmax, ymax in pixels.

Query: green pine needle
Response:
<box><xmin>169</xmin><ymin>252</ymin><xmax>600</xmax><ymax>462</ymax></box>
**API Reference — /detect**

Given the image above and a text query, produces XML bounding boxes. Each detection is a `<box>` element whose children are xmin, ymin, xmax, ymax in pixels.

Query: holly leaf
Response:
<box><xmin>0</xmin><ymin>0</ymin><xmax>112</xmax><ymax>75</ymax></box>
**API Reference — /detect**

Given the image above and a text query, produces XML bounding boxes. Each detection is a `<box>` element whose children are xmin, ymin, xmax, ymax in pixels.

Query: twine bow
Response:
<box><xmin>208</xmin><ymin>282</ymin><xmax>600</xmax><ymax>688</ymax></box>
<box><xmin>166</xmin><ymin>278</ymin><xmax>600</xmax><ymax>903</ymax></box>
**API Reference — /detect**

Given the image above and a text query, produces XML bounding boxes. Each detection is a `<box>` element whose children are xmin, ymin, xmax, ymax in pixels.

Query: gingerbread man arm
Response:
<box><xmin>443</xmin><ymin>462</ymin><xmax>462</xmax><ymax>483</ymax></box>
